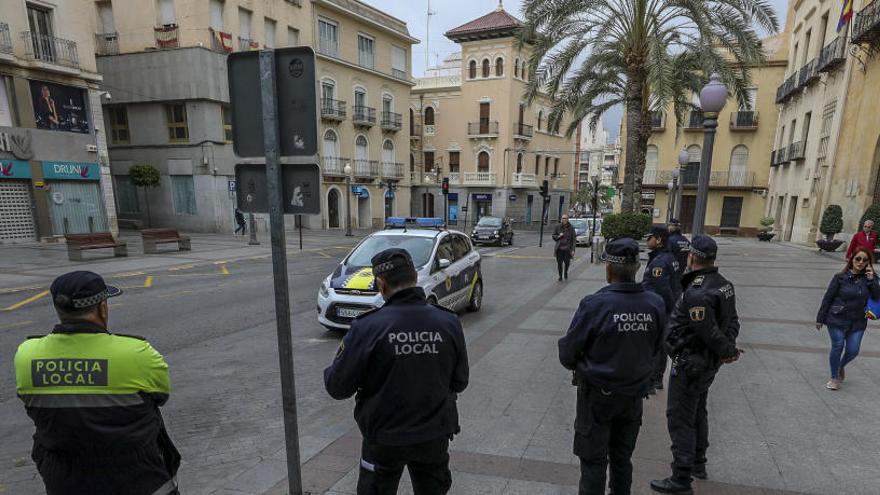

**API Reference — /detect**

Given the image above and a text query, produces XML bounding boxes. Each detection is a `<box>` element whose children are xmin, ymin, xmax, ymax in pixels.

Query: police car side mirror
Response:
<box><xmin>438</xmin><ymin>258</ymin><xmax>451</xmax><ymax>269</ymax></box>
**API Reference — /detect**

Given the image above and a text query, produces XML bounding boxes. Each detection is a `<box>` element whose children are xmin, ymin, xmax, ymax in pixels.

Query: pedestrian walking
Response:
<box><xmin>553</xmin><ymin>214</ymin><xmax>577</xmax><ymax>281</ymax></box>
<box><xmin>234</xmin><ymin>208</ymin><xmax>246</xmax><ymax>235</ymax></box>
<box><xmin>845</xmin><ymin>220</ymin><xmax>877</xmax><ymax>260</ymax></box>
<box><xmin>14</xmin><ymin>271</ymin><xmax>180</xmax><ymax>495</ymax></box>
<box><xmin>651</xmin><ymin>236</ymin><xmax>742</xmax><ymax>495</ymax></box>
<box><xmin>643</xmin><ymin>226</ymin><xmax>680</xmax><ymax>392</ymax></box>
<box><xmin>816</xmin><ymin>246</ymin><xmax>880</xmax><ymax>390</ymax></box>
<box><xmin>324</xmin><ymin>248</ymin><xmax>469</xmax><ymax>495</ymax></box>
<box><xmin>667</xmin><ymin>219</ymin><xmax>690</xmax><ymax>277</ymax></box>
<box><xmin>559</xmin><ymin>238</ymin><xmax>666</xmax><ymax>495</ymax></box>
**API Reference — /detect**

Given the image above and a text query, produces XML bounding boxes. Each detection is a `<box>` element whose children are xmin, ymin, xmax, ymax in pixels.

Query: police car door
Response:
<box><xmin>431</xmin><ymin>235</ymin><xmax>459</xmax><ymax>309</ymax></box>
<box><xmin>452</xmin><ymin>234</ymin><xmax>480</xmax><ymax>310</ymax></box>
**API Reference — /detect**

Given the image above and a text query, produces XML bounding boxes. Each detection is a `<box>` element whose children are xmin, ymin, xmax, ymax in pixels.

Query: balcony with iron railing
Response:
<box><xmin>21</xmin><ymin>31</ymin><xmax>79</xmax><ymax>68</ymax></box>
<box><xmin>650</xmin><ymin>111</ymin><xmax>666</xmax><ymax>130</ymax></box>
<box><xmin>467</xmin><ymin>120</ymin><xmax>499</xmax><ymax>137</ymax></box>
<box><xmin>210</xmin><ymin>28</ymin><xmax>233</xmax><ymax>53</ymax></box>
<box><xmin>381</xmin><ymin>112</ymin><xmax>402</xmax><ymax>131</ymax></box>
<box><xmin>1</xmin><ymin>23</ymin><xmax>13</xmax><ymax>55</ymax></box>
<box><xmin>642</xmin><ymin>169</ymin><xmax>755</xmax><ymax>188</ymax></box>
<box><xmin>854</xmin><ymin>0</ymin><xmax>880</xmax><ymax>45</ymax></box>
<box><xmin>683</xmin><ymin>111</ymin><xmax>703</xmax><ymax>130</ymax></box>
<box><xmin>238</xmin><ymin>37</ymin><xmax>259</xmax><ymax>51</ymax></box>
<box><xmin>392</xmin><ymin>68</ymin><xmax>407</xmax><ymax>80</ymax></box>
<box><xmin>730</xmin><ymin>111</ymin><xmax>759</xmax><ymax>130</ymax></box>
<box><xmin>775</xmin><ymin>73</ymin><xmax>799</xmax><ymax>104</ymax></box>
<box><xmin>770</xmin><ymin>147</ymin><xmax>789</xmax><ymax>166</ymax></box>
<box><xmin>788</xmin><ymin>141</ymin><xmax>806</xmax><ymax>161</ymax></box>
<box><xmin>463</xmin><ymin>171</ymin><xmax>496</xmax><ymax>185</ymax></box>
<box><xmin>797</xmin><ymin>58</ymin><xmax>819</xmax><ymax>89</ymax></box>
<box><xmin>817</xmin><ymin>36</ymin><xmax>848</xmax><ymax>73</ymax></box>
<box><xmin>95</xmin><ymin>32</ymin><xmax>118</xmax><ymax>55</ymax></box>
<box><xmin>410</xmin><ymin>124</ymin><xmax>422</xmax><ymax>139</ymax></box>
<box><xmin>513</xmin><ymin>122</ymin><xmax>534</xmax><ymax>140</ymax></box>
<box><xmin>321</xmin><ymin>99</ymin><xmax>346</xmax><ymax>121</ymax></box>
<box><xmin>322</xmin><ymin>156</ymin><xmax>348</xmax><ymax>176</ymax></box>
<box><xmin>512</xmin><ymin>172</ymin><xmax>538</xmax><ymax>188</ymax></box>
<box><xmin>353</xmin><ymin>159</ymin><xmax>379</xmax><ymax>178</ymax></box>
<box><xmin>381</xmin><ymin>162</ymin><xmax>404</xmax><ymax>179</ymax></box>
<box><xmin>154</xmin><ymin>25</ymin><xmax>179</xmax><ymax>49</ymax></box>
<box><xmin>352</xmin><ymin>106</ymin><xmax>377</xmax><ymax>127</ymax></box>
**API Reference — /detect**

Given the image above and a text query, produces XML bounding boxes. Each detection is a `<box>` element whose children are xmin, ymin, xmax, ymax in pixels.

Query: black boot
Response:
<box><xmin>650</xmin><ymin>477</ymin><xmax>693</xmax><ymax>494</ymax></box>
<box><xmin>692</xmin><ymin>464</ymin><xmax>707</xmax><ymax>480</ymax></box>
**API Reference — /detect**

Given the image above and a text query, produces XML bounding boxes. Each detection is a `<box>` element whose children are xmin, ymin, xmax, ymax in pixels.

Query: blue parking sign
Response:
<box><xmin>228</xmin><ymin>180</ymin><xmax>236</xmax><ymax>192</ymax></box>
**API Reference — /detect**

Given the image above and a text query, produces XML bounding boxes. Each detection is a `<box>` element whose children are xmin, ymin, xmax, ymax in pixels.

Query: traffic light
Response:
<box><xmin>441</xmin><ymin>177</ymin><xmax>449</xmax><ymax>195</ymax></box>
<box><xmin>540</xmin><ymin>179</ymin><xmax>549</xmax><ymax>197</ymax></box>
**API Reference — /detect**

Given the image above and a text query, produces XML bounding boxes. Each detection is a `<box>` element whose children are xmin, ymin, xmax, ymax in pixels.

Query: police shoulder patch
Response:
<box><xmin>431</xmin><ymin>303</ymin><xmax>456</xmax><ymax>314</ymax></box>
<box><xmin>652</xmin><ymin>267</ymin><xmax>664</xmax><ymax>277</ymax></box>
<box><xmin>692</xmin><ymin>276</ymin><xmax>705</xmax><ymax>287</ymax></box>
<box><xmin>112</xmin><ymin>332</ymin><xmax>147</xmax><ymax>341</ymax></box>
<box><xmin>689</xmin><ymin>306</ymin><xmax>706</xmax><ymax>322</ymax></box>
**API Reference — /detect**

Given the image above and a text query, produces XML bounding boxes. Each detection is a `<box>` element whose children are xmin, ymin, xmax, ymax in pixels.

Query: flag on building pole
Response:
<box><xmin>838</xmin><ymin>0</ymin><xmax>855</xmax><ymax>32</ymax></box>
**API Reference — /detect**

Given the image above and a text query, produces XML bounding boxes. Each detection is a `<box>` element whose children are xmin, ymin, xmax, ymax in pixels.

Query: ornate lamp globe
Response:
<box><xmin>699</xmin><ymin>73</ymin><xmax>728</xmax><ymax>115</ymax></box>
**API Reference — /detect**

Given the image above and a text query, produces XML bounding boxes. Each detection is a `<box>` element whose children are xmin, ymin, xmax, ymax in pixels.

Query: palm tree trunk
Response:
<box><xmin>621</xmin><ymin>71</ymin><xmax>650</xmax><ymax>213</ymax></box>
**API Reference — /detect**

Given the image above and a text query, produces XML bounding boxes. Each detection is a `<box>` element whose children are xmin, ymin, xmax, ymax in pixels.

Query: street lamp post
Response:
<box><xmin>666</xmin><ymin>181</ymin><xmax>675</xmax><ymax>223</ymax></box>
<box><xmin>692</xmin><ymin>73</ymin><xmax>727</xmax><ymax>236</ymax></box>
<box><xmin>675</xmin><ymin>149</ymin><xmax>687</xmax><ymax>222</ymax></box>
<box><xmin>343</xmin><ymin>161</ymin><xmax>352</xmax><ymax>236</ymax></box>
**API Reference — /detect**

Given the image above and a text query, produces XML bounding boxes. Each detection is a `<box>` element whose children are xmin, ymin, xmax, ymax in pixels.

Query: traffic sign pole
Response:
<box><xmin>260</xmin><ymin>49</ymin><xmax>304</xmax><ymax>495</ymax></box>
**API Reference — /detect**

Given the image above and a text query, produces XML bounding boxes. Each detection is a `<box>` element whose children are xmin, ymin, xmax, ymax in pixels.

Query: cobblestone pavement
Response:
<box><xmin>2</xmin><ymin>235</ymin><xmax>877</xmax><ymax>494</ymax></box>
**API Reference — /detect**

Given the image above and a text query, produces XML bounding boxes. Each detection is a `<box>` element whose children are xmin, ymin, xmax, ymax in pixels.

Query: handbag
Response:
<box><xmin>865</xmin><ymin>297</ymin><xmax>880</xmax><ymax>320</ymax></box>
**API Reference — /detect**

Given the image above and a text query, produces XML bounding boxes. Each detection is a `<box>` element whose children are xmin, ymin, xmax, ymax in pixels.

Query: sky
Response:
<box><xmin>364</xmin><ymin>0</ymin><xmax>792</xmax><ymax>142</ymax></box>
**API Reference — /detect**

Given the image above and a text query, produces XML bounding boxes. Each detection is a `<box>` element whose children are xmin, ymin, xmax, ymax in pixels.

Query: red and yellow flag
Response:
<box><xmin>838</xmin><ymin>0</ymin><xmax>855</xmax><ymax>32</ymax></box>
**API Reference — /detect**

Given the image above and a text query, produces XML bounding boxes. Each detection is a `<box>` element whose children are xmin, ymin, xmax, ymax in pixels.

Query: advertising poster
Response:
<box><xmin>29</xmin><ymin>80</ymin><xmax>90</xmax><ymax>133</ymax></box>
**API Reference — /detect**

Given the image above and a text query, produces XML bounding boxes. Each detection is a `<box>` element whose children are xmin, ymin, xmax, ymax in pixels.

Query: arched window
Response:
<box><xmin>424</xmin><ymin>106</ymin><xmax>435</xmax><ymax>126</ymax></box>
<box><xmin>729</xmin><ymin>145</ymin><xmax>749</xmax><ymax>186</ymax></box>
<box><xmin>323</xmin><ymin>129</ymin><xmax>338</xmax><ymax>158</ymax></box>
<box><xmin>482</xmin><ymin>59</ymin><xmax>490</xmax><ymax>78</ymax></box>
<box><xmin>537</xmin><ymin>111</ymin><xmax>543</xmax><ymax>131</ymax></box>
<box><xmin>382</xmin><ymin>139</ymin><xmax>394</xmax><ymax>163</ymax></box>
<box><xmin>684</xmin><ymin>144</ymin><xmax>702</xmax><ymax>183</ymax></box>
<box><xmin>355</xmin><ymin>135</ymin><xmax>368</xmax><ymax>161</ymax></box>
<box><xmin>495</xmin><ymin>57</ymin><xmax>504</xmax><ymax>77</ymax></box>
<box><xmin>478</xmin><ymin>151</ymin><xmax>490</xmax><ymax>172</ymax></box>
<box><xmin>516</xmin><ymin>153</ymin><xmax>523</xmax><ymax>174</ymax></box>
<box><xmin>469</xmin><ymin>60</ymin><xmax>477</xmax><ymax>79</ymax></box>
<box><xmin>514</xmin><ymin>59</ymin><xmax>520</xmax><ymax>78</ymax></box>
<box><xmin>327</xmin><ymin>189</ymin><xmax>340</xmax><ymax>228</ymax></box>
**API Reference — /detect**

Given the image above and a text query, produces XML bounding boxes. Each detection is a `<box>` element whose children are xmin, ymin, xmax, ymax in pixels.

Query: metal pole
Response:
<box><xmin>692</xmin><ymin>113</ymin><xmax>718</xmax><ymax>236</ymax></box>
<box><xmin>539</xmin><ymin>195</ymin><xmax>548</xmax><ymax>248</ymax></box>
<box><xmin>674</xmin><ymin>174</ymin><xmax>683</xmax><ymax>223</ymax></box>
<box><xmin>248</xmin><ymin>213</ymin><xmax>259</xmax><ymax>245</ymax></box>
<box><xmin>345</xmin><ymin>174</ymin><xmax>352</xmax><ymax>236</ymax></box>
<box><xmin>443</xmin><ymin>189</ymin><xmax>448</xmax><ymax>226</ymax></box>
<box><xmin>259</xmin><ymin>49</ymin><xmax>304</xmax><ymax>495</ymax></box>
<box><xmin>298</xmin><ymin>215</ymin><xmax>303</xmax><ymax>250</ymax></box>
<box><xmin>590</xmin><ymin>178</ymin><xmax>598</xmax><ymax>262</ymax></box>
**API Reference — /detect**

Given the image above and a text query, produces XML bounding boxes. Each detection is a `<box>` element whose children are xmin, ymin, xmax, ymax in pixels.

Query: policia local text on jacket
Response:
<box><xmin>652</xmin><ymin>238</ymin><xmax>740</xmax><ymax>494</ymax></box>
<box><xmin>14</xmin><ymin>271</ymin><xmax>179</xmax><ymax>495</ymax></box>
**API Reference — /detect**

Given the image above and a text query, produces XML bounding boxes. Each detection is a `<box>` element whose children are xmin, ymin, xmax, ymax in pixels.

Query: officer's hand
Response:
<box><xmin>721</xmin><ymin>348</ymin><xmax>744</xmax><ymax>364</ymax></box>
<box><xmin>816</xmin><ymin>323</ymin><xmax>823</xmax><ymax>331</ymax></box>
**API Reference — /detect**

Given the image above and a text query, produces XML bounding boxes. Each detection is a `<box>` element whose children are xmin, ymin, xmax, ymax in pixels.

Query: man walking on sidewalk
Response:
<box><xmin>846</xmin><ymin>219</ymin><xmax>877</xmax><ymax>261</ymax></box>
<box><xmin>553</xmin><ymin>214</ymin><xmax>577</xmax><ymax>281</ymax></box>
<box><xmin>651</xmin><ymin>236</ymin><xmax>743</xmax><ymax>495</ymax></box>
<box><xmin>559</xmin><ymin>238</ymin><xmax>666</xmax><ymax>495</ymax></box>
<box><xmin>234</xmin><ymin>208</ymin><xmax>246</xmax><ymax>236</ymax></box>
<box><xmin>324</xmin><ymin>248</ymin><xmax>469</xmax><ymax>495</ymax></box>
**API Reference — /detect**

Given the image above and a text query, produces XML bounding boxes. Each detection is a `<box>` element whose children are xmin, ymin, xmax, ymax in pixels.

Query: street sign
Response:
<box><xmin>607</xmin><ymin>187</ymin><xmax>616</xmax><ymax>197</ymax></box>
<box><xmin>509</xmin><ymin>194</ymin><xmax>517</xmax><ymax>201</ymax></box>
<box><xmin>228</xmin><ymin>47</ymin><xmax>318</xmax><ymax>158</ymax></box>
<box><xmin>227</xmin><ymin>180</ymin><xmax>236</xmax><ymax>192</ymax></box>
<box><xmin>641</xmin><ymin>190</ymin><xmax>656</xmax><ymax>200</ymax></box>
<box><xmin>235</xmin><ymin>163</ymin><xmax>321</xmax><ymax>214</ymax></box>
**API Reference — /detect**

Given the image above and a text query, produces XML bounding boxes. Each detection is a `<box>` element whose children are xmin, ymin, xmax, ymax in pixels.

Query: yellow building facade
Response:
<box><xmin>409</xmin><ymin>6</ymin><xmax>577</xmax><ymax>228</ymax></box>
<box><xmin>622</xmin><ymin>36</ymin><xmax>788</xmax><ymax>235</ymax></box>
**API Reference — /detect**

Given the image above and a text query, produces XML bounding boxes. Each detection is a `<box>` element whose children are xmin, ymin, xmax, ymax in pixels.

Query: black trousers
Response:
<box><xmin>357</xmin><ymin>437</ymin><xmax>452</xmax><ymax>495</ymax></box>
<box><xmin>666</xmin><ymin>370</ymin><xmax>712</xmax><ymax>485</ymax></box>
<box><xmin>556</xmin><ymin>251</ymin><xmax>572</xmax><ymax>278</ymax></box>
<box><xmin>652</xmin><ymin>351</ymin><xmax>668</xmax><ymax>387</ymax></box>
<box><xmin>234</xmin><ymin>222</ymin><xmax>246</xmax><ymax>234</ymax></box>
<box><xmin>35</xmin><ymin>448</ymin><xmax>176</xmax><ymax>495</ymax></box>
<box><xmin>574</xmin><ymin>385</ymin><xmax>644</xmax><ymax>495</ymax></box>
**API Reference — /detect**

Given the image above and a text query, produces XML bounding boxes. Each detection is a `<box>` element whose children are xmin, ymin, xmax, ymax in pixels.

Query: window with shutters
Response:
<box><xmin>816</xmin><ymin>100</ymin><xmax>836</xmax><ymax>167</ymax></box>
<box><xmin>645</xmin><ymin>145</ymin><xmax>659</xmax><ymax>171</ymax></box>
<box><xmin>358</xmin><ymin>34</ymin><xmax>374</xmax><ymax>69</ymax></box>
<box><xmin>264</xmin><ymin>18</ymin><xmax>276</xmax><ymax>48</ymax></box>
<box><xmin>209</xmin><ymin>0</ymin><xmax>224</xmax><ymax>30</ymax></box>
<box><xmin>729</xmin><ymin>145</ymin><xmax>749</xmax><ymax>186</ymax></box>
<box><xmin>287</xmin><ymin>27</ymin><xmax>299</xmax><ymax>46</ymax></box>
<box><xmin>392</xmin><ymin>46</ymin><xmax>407</xmax><ymax>79</ymax></box>
<box><xmin>157</xmin><ymin>0</ymin><xmax>176</xmax><ymax>25</ymax></box>
<box><xmin>108</xmin><ymin>106</ymin><xmax>129</xmax><ymax>144</ymax></box>
<box><xmin>318</xmin><ymin>19</ymin><xmax>338</xmax><ymax>57</ymax></box>
<box><xmin>424</xmin><ymin>106</ymin><xmax>435</xmax><ymax>125</ymax></box>
<box><xmin>449</xmin><ymin>151</ymin><xmax>460</xmax><ymax>173</ymax></box>
<box><xmin>478</xmin><ymin>152</ymin><xmax>490</xmax><ymax>172</ymax></box>
<box><xmin>424</xmin><ymin>151</ymin><xmax>435</xmax><ymax>172</ymax></box>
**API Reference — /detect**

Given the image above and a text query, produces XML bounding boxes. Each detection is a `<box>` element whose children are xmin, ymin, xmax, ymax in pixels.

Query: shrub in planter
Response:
<box><xmin>757</xmin><ymin>216</ymin><xmax>775</xmax><ymax>241</ymax></box>
<box><xmin>819</xmin><ymin>205</ymin><xmax>843</xmax><ymax>241</ymax></box>
<box><xmin>600</xmin><ymin>212</ymin><xmax>652</xmax><ymax>241</ymax></box>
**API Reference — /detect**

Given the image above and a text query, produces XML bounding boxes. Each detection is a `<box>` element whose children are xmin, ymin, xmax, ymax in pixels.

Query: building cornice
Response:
<box><xmin>316</xmin><ymin>52</ymin><xmax>416</xmax><ymax>87</ymax></box>
<box><xmin>313</xmin><ymin>0</ymin><xmax>420</xmax><ymax>44</ymax></box>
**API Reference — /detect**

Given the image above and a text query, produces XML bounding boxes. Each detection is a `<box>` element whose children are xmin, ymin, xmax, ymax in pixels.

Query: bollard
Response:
<box><xmin>592</xmin><ymin>236</ymin><xmax>604</xmax><ymax>265</ymax></box>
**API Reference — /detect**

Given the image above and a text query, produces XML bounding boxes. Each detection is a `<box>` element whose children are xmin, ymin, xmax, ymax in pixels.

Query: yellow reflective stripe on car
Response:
<box><xmin>467</xmin><ymin>271</ymin><xmax>480</xmax><ymax>300</ymax></box>
<box><xmin>344</xmin><ymin>267</ymin><xmax>375</xmax><ymax>290</ymax></box>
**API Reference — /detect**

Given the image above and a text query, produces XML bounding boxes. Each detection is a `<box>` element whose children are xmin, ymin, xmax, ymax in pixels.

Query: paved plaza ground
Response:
<box><xmin>1</xmin><ymin>231</ymin><xmax>877</xmax><ymax>494</ymax></box>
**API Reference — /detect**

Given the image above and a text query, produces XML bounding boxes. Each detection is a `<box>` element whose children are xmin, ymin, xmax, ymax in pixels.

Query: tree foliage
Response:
<box><xmin>820</xmin><ymin>205</ymin><xmax>844</xmax><ymax>238</ymax></box>
<box><xmin>859</xmin><ymin>204</ymin><xmax>880</xmax><ymax>233</ymax></box>
<box><xmin>574</xmin><ymin>181</ymin><xmax>613</xmax><ymax>213</ymax></box>
<box><xmin>520</xmin><ymin>0</ymin><xmax>779</xmax><ymax>213</ymax></box>
<box><xmin>129</xmin><ymin>164</ymin><xmax>161</xmax><ymax>188</ymax></box>
<box><xmin>601</xmin><ymin>212</ymin><xmax>652</xmax><ymax>241</ymax></box>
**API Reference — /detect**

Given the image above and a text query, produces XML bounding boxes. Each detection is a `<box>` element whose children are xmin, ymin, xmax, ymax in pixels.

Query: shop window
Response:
<box><xmin>171</xmin><ymin>175</ymin><xmax>197</xmax><ymax>214</ymax></box>
<box><xmin>166</xmin><ymin>104</ymin><xmax>188</xmax><ymax>142</ymax></box>
<box><xmin>108</xmin><ymin>106</ymin><xmax>129</xmax><ymax>144</ymax></box>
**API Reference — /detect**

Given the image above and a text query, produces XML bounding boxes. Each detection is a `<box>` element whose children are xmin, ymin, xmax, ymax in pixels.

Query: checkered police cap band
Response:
<box><xmin>690</xmin><ymin>247</ymin><xmax>714</xmax><ymax>259</ymax></box>
<box><xmin>373</xmin><ymin>261</ymin><xmax>396</xmax><ymax>275</ymax></box>
<box><xmin>71</xmin><ymin>290</ymin><xmax>110</xmax><ymax>309</ymax></box>
<box><xmin>600</xmin><ymin>252</ymin><xmax>638</xmax><ymax>264</ymax></box>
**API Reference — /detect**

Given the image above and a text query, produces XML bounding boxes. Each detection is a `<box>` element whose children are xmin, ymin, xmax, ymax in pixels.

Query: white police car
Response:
<box><xmin>317</xmin><ymin>217</ymin><xmax>483</xmax><ymax>331</ymax></box>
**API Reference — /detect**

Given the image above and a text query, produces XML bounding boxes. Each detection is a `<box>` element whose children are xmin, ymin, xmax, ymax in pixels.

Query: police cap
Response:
<box><xmin>668</xmin><ymin>218</ymin><xmax>681</xmax><ymax>227</ymax></box>
<box><xmin>690</xmin><ymin>235</ymin><xmax>718</xmax><ymax>260</ymax></box>
<box><xmin>648</xmin><ymin>226</ymin><xmax>669</xmax><ymax>243</ymax></box>
<box><xmin>50</xmin><ymin>271</ymin><xmax>122</xmax><ymax>312</ymax></box>
<box><xmin>600</xmin><ymin>238</ymin><xmax>640</xmax><ymax>264</ymax></box>
<box><xmin>371</xmin><ymin>248</ymin><xmax>415</xmax><ymax>277</ymax></box>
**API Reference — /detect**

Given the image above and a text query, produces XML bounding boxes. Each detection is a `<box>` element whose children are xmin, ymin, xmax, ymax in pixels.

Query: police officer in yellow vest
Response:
<box><xmin>14</xmin><ymin>271</ymin><xmax>180</xmax><ymax>495</ymax></box>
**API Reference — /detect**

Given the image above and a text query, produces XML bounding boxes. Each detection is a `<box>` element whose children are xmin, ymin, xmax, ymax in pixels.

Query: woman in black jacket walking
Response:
<box><xmin>552</xmin><ymin>214</ymin><xmax>576</xmax><ymax>281</ymax></box>
<box><xmin>816</xmin><ymin>246</ymin><xmax>880</xmax><ymax>390</ymax></box>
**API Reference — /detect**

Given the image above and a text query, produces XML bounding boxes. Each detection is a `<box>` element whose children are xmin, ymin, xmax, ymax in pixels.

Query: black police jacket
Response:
<box><xmin>665</xmin><ymin>267</ymin><xmax>739</xmax><ymax>369</ymax></box>
<box><xmin>668</xmin><ymin>231</ymin><xmax>690</xmax><ymax>274</ymax></box>
<box><xmin>558</xmin><ymin>283</ymin><xmax>666</xmax><ymax>397</ymax></box>
<box><xmin>643</xmin><ymin>248</ymin><xmax>680</xmax><ymax>314</ymax></box>
<box><xmin>817</xmin><ymin>271</ymin><xmax>880</xmax><ymax>331</ymax></box>
<box><xmin>324</xmin><ymin>287</ymin><xmax>469</xmax><ymax>446</ymax></box>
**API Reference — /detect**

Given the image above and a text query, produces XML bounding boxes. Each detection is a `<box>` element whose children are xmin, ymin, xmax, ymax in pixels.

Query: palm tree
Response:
<box><xmin>521</xmin><ymin>0</ymin><xmax>779</xmax><ymax>212</ymax></box>
<box><xmin>574</xmin><ymin>180</ymin><xmax>612</xmax><ymax>214</ymax></box>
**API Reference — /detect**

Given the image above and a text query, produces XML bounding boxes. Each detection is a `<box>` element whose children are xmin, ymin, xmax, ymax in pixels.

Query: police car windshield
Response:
<box><xmin>347</xmin><ymin>236</ymin><xmax>436</xmax><ymax>268</ymax></box>
<box><xmin>477</xmin><ymin>217</ymin><xmax>502</xmax><ymax>227</ymax></box>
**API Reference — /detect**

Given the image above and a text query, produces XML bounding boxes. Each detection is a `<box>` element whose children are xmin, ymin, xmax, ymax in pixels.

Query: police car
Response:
<box><xmin>317</xmin><ymin>217</ymin><xmax>483</xmax><ymax>330</ymax></box>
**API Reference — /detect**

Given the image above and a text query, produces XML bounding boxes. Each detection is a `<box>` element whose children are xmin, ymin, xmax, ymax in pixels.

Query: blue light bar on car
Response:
<box><xmin>385</xmin><ymin>217</ymin><xmax>408</xmax><ymax>227</ymax></box>
<box><xmin>415</xmin><ymin>218</ymin><xmax>444</xmax><ymax>227</ymax></box>
<box><xmin>384</xmin><ymin>217</ymin><xmax>445</xmax><ymax>229</ymax></box>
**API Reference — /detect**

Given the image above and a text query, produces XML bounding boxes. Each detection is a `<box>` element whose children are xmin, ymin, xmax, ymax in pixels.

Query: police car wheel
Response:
<box><xmin>467</xmin><ymin>281</ymin><xmax>483</xmax><ymax>312</ymax></box>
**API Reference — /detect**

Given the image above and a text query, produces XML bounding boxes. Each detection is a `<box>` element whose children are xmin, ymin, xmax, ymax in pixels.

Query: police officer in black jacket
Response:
<box><xmin>324</xmin><ymin>248</ymin><xmax>469</xmax><ymax>495</ymax></box>
<box><xmin>643</xmin><ymin>226</ymin><xmax>680</xmax><ymax>392</ymax></box>
<box><xmin>559</xmin><ymin>238</ymin><xmax>666</xmax><ymax>495</ymax></box>
<box><xmin>667</xmin><ymin>219</ymin><xmax>690</xmax><ymax>278</ymax></box>
<box><xmin>651</xmin><ymin>236</ymin><xmax>743</xmax><ymax>495</ymax></box>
